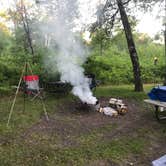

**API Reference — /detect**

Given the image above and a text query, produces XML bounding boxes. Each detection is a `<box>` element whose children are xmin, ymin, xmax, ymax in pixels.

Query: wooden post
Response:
<box><xmin>7</xmin><ymin>63</ymin><xmax>26</xmax><ymax>127</ymax></box>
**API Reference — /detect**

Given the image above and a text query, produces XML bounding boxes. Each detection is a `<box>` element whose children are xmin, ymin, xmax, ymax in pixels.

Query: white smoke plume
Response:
<box><xmin>37</xmin><ymin>0</ymin><xmax>97</xmax><ymax>104</ymax></box>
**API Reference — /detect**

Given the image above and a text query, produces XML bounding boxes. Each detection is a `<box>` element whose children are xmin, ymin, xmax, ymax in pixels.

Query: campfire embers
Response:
<box><xmin>94</xmin><ymin>98</ymin><xmax>128</xmax><ymax>117</ymax></box>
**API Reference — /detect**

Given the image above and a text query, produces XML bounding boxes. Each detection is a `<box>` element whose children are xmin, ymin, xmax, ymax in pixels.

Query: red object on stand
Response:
<box><xmin>23</xmin><ymin>75</ymin><xmax>39</xmax><ymax>94</ymax></box>
<box><xmin>23</xmin><ymin>75</ymin><xmax>39</xmax><ymax>81</ymax></box>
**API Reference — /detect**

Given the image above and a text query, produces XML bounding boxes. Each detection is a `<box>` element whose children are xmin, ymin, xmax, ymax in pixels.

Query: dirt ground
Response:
<box><xmin>22</xmin><ymin>97</ymin><xmax>166</xmax><ymax>165</ymax></box>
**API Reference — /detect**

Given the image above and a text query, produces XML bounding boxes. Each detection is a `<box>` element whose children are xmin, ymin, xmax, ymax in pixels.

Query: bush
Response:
<box><xmin>85</xmin><ymin>42</ymin><xmax>165</xmax><ymax>85</ymax></box>
<box><xmin>0</xmin><ymin>61</ymin><xmax>20</xmax><ymax>86</ymax></box>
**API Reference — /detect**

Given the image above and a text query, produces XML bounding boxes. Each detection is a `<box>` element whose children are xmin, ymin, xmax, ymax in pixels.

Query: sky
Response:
<box><xmin>78</xmin><ymin>0</ymin><xmax>165</xmax><ymax>37</ymax></box>
<box><xmin>135</xmin><ymin>3</ymin><xmax>165</xmax><ymax>37</ymax></box>
<box><xmin>0</xmin><ymin>0</ymin><xmax>164</xmax><ymax>37</ymax></box>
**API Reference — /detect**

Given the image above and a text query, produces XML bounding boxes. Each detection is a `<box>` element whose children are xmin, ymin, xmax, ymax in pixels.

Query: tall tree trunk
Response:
<box><xmin>164</xmin><ymin>20</ymin><xmax>166</xmax><ymax>85</ymax></box>
<box><xmin>116</xmin><ymin>0</ymin><xmax>143</xmax><ymax>91</ymax></box>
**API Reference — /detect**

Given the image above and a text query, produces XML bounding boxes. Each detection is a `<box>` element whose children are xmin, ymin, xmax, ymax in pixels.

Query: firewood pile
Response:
<box><xmin>95</xmin><ymin>98</ymin><xmax>128</xmax><ymax>117</ymax></box>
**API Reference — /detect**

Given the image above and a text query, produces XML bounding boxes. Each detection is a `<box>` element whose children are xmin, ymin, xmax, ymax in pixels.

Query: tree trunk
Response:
<box><xmin>164</xmin><ymin>23</ymin><xmax>166</xmax><ymax>85</ymax></box>
<box><xmin>116</xmin><ymin>0</ymin><xmax>143</xmax><ymax>91</ymax></box>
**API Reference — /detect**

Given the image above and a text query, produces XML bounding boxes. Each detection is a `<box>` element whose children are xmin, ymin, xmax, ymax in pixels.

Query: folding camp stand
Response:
<box><xmin>23</xmin><ymin>75</ymin><xmax>43</xmax><ymax>101</ymax></box>
<box><xmin>7</xmin><ymin>62</ymin><xmax>49</xmax><ymax>127</ymax></box>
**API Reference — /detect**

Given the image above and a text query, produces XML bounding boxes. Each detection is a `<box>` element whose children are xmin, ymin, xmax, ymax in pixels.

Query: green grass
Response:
<box><xmin>0</xmin><ymin>93</ymin><xmax>74</xmax><ymax>134</ymax></box>
<box><xmin>94</xmin><ymin>84</ymin><xmax>154</xmax><ymax>99</ymax></box>
<box><xmin>0</xmin><ymin>84</ymin><xmax>165</xmax><ymax>165</ymax></box>
<box><xmin>0</xmin><ymin>135</ymin><xmax>146</xmax><ymax>166</ymax></box>
<box><xmin>77</xmin><ymin>123</ymin><xmax>117</xmax><ymax>146</ymax></box>
<box><xmin>0</xmin><ymin>86</ymin><xmax>12</xmax><ymax>96</ymax></box>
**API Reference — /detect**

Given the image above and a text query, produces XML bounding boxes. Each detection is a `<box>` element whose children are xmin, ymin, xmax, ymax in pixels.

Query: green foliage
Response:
<box><xmin>0</xmin><ymin>57</ymin><xmax>20</xmax><ymax>86</ymax></box>
<box><xmin>90</xmin><ymin>28</ymin><xmax>110</xmax><ymax>56</ymax></box>
<box><xmin>0</xmin><ymin>30</ymin><xmax>11</xmax><ymax>55</ymax></box>
<box><xmin>91</xmin><ymin>28</ymin><xmax>110</xmax><ymax>47</ymax></box>
<box><xmin>0</xmin><ymin>26</ymin><xmax>60</xmax><ymax>87</ymax></box>
<box><xmin>85</xmin><ymin>45</ymin><xmax>133</xmax><ymax>84</ymax></box>
<box><xmin>0</xmin><ymin>24</ymin><xmax>165</xmax><ymax>88</ymax></box>
<box><xmin>85</xmin><ymin>31</ymin><xmax>165</xmax><ymax>84</ymax></box>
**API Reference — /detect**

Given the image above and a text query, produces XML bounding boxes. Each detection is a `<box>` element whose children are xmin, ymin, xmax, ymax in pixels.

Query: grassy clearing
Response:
<box><xmin>0</xmin><ymin>93</ymin><xmax>74</xmax><ymax>135</ymax></box>
<box><xmin>76</xmin><ymin>123</ymin><xmax>117</xmax><ymax>146</ymax></box>
<box><xmin>94</xmin><ymin>84</ymin><xmax>154</xmax><ymax>99</ymax></box>
<box><xmin>0</xmin><ymin>84</ymin><xmax>165</xmax><ymax>165</ymax></box>
<box><xmin>0</xmin><ymin>135</ymin><xmax>146</xmax><ymax>166</ymax></box>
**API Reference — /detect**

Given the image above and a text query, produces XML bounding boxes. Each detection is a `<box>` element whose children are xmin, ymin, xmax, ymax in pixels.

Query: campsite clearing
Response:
<box><xmin>0</xmin><ymin>84</ymin><xmax>165</xmax><ymax>166</ymax></box>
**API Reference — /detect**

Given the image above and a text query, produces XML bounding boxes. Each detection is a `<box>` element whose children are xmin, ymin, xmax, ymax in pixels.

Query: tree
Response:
<box><xmin>91</xmin><ymin>0</ymin><xmax>166</xmax><ymax>90</ymax></box>
<box><xmin>116</xmin><ymin>0</ymin><xmax>143</xmax><ymax>91</ymax></box>
<box><xmin>91</xmin><ymin>28</ymin><xmax>110</xmax><ymax>56</ymax></box>
<box><xmin>91</xmin><ymin>0</ymin><xmax>143</xmax><ymax>91</ymax></box>
<box><xmin>163</xmin><ymin>0</ymin><xmax>166</xmax><ymax>85</ymax></box>
<box><xmin>17</xmin><ymin>0</ymin><xmax>34</xmax><ymax>60</ymax></box>
<box><xmin>7</xmin><ymin>0</ymin><xmax>35</xmax><ymax>62</ymax></box>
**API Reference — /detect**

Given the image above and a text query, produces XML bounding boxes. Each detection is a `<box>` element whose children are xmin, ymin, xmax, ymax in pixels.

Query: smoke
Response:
<box><xmin>38</xmin><ymin>0</ymin><xmax>97</xmax><ymax>104</ymax></box>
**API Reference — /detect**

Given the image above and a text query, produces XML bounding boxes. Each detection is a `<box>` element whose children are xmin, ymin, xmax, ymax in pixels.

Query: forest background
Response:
<box><xmin>0</xmin><ymin>0</ymin><xmax>165</xmax><ymax>92</ymax></box>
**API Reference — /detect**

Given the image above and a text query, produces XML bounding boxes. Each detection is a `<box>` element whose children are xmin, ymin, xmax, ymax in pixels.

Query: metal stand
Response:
<box><xmin>155</xmin><ymin>105</ymin><xmax>166</xmax><ymax>122</ymax></box>
<box><xmin>7</xmin><ymin>62</ymin><xmax>49</xmax><ymax>127</ymax></box>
